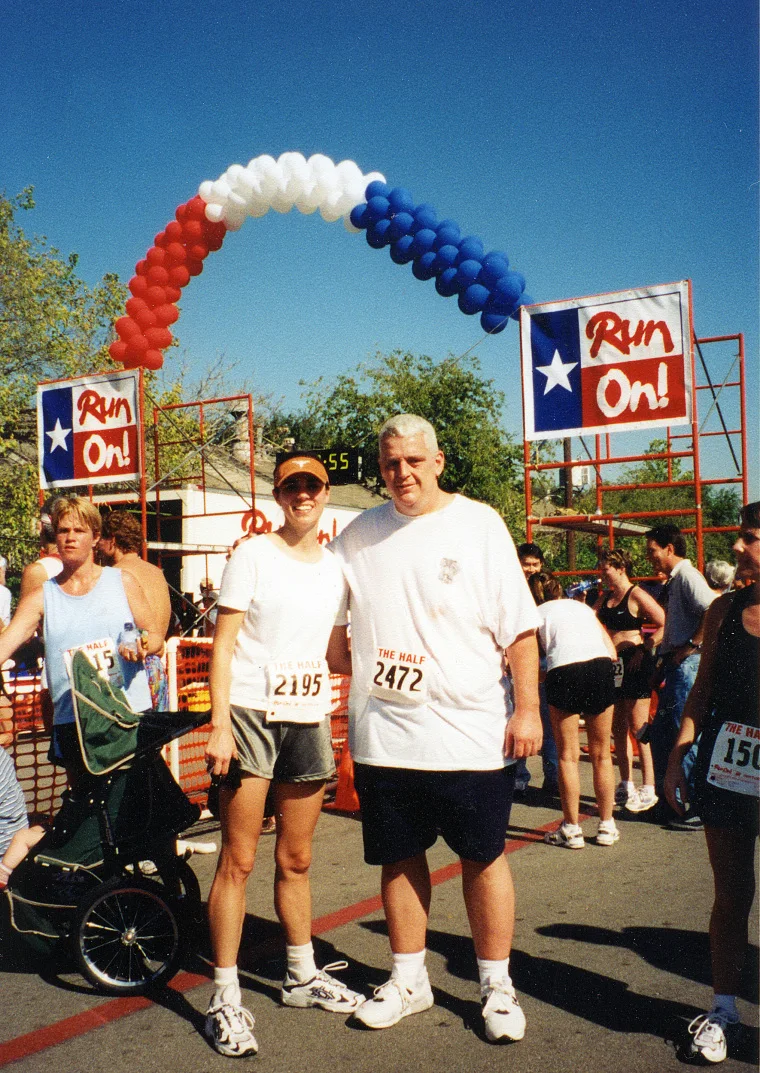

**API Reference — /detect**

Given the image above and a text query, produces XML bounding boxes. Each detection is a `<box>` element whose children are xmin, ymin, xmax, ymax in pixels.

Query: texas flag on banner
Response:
<box><xmin>520</xmin><ymin>281</ymin><xmax>693</xmax><ymax>441</ymax></box>
<box><xmin>37</xmin><ymin>370</ymin><xmax>141</xmax><ymax>489</ymax></box>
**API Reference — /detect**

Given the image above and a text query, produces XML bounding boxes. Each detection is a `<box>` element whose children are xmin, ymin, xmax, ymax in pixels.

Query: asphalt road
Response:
<box><xmin>0</xmin><ymin>754</ymin><xmax>757</xmax><ymax>1073</ymax></box>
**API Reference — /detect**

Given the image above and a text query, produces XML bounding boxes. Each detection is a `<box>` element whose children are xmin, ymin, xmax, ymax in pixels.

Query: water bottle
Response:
<box><xmin>566</xmin><ymin>579</ymin><xmax>596</xmax><ymax>599</ymax></box>
<box><xmin>118</xmin><ymin>621</ymin><xmax>140</xmax><ymax>656</ymax></box>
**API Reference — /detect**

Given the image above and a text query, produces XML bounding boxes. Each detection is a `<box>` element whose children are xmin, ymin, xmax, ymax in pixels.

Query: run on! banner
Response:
<box><xmin>37</xmin><ymin>370</ymin><xmax>141</xmax><ymax>488</ymax></box>
<box><xmin>520</xmin><ymin>281</ymin><xmax>693</xmax><ymax>441</ymax></box>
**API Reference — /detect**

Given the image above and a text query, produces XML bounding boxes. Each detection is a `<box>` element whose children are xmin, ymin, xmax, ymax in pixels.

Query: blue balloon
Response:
<box><xmin>436</xmin><ymin>219</ymin><xmax>461</xmax><ymax>245</ymax></box>
<box><xmin>412</xmin><ymin>251</ymin><xmax>437</xmax><ymax>281</ymax></box>
<box><xmin>365</xmin><ymin>180</ymin><xmax>390</xmax><ymax>200</ymax></box>
<box><xmin>349</xmin><ymin>203</ymin><xmax>369</xmax><ymax>230</ymax></box>
<box><xmin>454</xmin><ymin>259</ymin><xmax>482</xmax><ymax>290</ymax></box>
<box><xmin>411</xmin><ymin>203</ymin><xmax>438</xmax><ymax>232</ymax></box>
<box><xmin>458</xmin><ymin>284</ymin><xmax>491</xmax><ymax>315</ymax></box>
<box><xmin>482</xmin><ymin>250</ymin><xmax>510</xmax><ymax>268</ymax></box>
<box><xmin>431</xmin><ymin>244</ymin><xmax>459</xmax><ymax>274</ymax></box>
<box><xmin>456</xmin><ymin>236</ymin><xmax>485</xmax><ymax>263</ymax></box>
<box><xmin>435</xmin><ymin>267</ymin><xmax>459</xmax><ymax>297</ymax></box>
<box><xmin>480</xmin><ymin>310</ymin><xmax>509</xmax><ymax>334</ymax></box>
<box><xmin>366</xmin><ymin>218</ymin><xmax>393</xmax><ymax>248</ymax></box>
<box><xmin>387</xmin><ymin>212</ymin><xmax>414</xmax><ymax>241</ymax></box>
<box><xmin>389</xmin><ymin>234</ymin><xmax>416</xmax><ymax>264</ymax></box>
<box><xmin>479</xmin><ymin>255</ymin><xmax>510</xmax><ymax>290</ymax></box>
<box><xmin>388</xmin><ymin>187</ymin><xmax>415</xmax><ymax>214</ymax></box>
<box><xmin>489</xmin><ymin>270</ymin><xmax>525</xmax><ymax>312</ymax></box>
<box><xmin>410</xmin><ymin>228</ymin><xmax>437</xmax><ymax>258</ymax></box>
<box><xmin>365</xmin><ymin>196</ymin><xmax>390</xmax><ymax>223</ymax></box>
<box><xmin>510</xmin><ymin>293</ymin><xmax>535</xmax><ymax>320</ymax></box>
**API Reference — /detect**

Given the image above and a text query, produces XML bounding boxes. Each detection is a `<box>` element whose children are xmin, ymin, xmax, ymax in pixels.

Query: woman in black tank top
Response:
<box><xmin>664</xmin><ymin>503</ymin><xmax>760</xmax><ymax>1063</ymax></box>
<box><xmin>595</xmin><ymin>549</ymin><xmax>665</xmax><ymax>813</ymax></box>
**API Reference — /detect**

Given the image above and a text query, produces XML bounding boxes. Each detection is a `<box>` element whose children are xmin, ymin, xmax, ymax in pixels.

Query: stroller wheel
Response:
<box><xmin>73</xmin><ymin>875</ymin><xmax>181</xmax><ymax>995</ymax></box>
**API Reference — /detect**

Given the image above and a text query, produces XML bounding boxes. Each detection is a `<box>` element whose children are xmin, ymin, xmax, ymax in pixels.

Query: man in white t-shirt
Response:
<box><xmin>329</xmin><ymin>414</ymin><xmax>541</xmax><ymax>1044</ymax></box>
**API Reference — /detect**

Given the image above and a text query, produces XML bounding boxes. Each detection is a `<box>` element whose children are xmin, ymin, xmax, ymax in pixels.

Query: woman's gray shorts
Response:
<box><xmin>227</xmin><ymin>705</ymin><xmax>335</xmax><ymax>782</ymax></box>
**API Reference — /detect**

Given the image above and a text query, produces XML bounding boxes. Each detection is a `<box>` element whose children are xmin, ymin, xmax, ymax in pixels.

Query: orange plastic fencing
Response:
<box><xmin>1</xmin><ymin>672</ymin><xmax>67</xmax><ymax>821</ymax></box>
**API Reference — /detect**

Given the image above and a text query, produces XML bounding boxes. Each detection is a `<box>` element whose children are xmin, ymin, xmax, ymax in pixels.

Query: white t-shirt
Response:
<box><xmin>218</xmin><ymin>535</ymin><xmax>347</xmax><ymax>712</ymax></box>
<box><xmin>536</xmin><ymin>599</ymin><xmax>611</xmax><ymax>672</ymax></box>
<box><xmin>329</xmin><ymin>495</ymin><xmax>540</xmax><ymax>771</ymax></box>
<box><xmin>0</xmin><ymin>585</ymin><xmax>10</xmax><ymax>628</ymax></box>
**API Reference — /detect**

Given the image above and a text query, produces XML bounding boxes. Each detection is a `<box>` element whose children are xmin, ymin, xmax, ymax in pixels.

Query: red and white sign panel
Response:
<box><xmin>520</xmin><ymin>281</ymin><xmax>693</xmax><ymax>441</ymax></box>
<box><xmin>37</xmin><ymin>370</ymin><xmax>141</xmax><ymax>489</ymax></box>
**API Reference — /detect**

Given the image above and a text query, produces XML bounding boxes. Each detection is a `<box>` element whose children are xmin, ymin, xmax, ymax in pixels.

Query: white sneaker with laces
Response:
<box><xmin>614</xmin><ymin>781</ymin><xmax>636</xmax><ymax>807</ymax></box>
<box><xmin>596</xmin><ymin>820</ymin><xmax>620</xmax><ymax>846</ymax></box>
<box><xmin>544</xmin><ymin>823</ymin><xmax>585</xmax><ymax>849</ymax></box>
<box><xmin>352</xmin><ymin>975</ymin><xmax>433</xmax><ymax>1028</ymax></box>
<box><xmin>481</xmin><ymin>980</ymin><xmax>526</xmax><ymax>1042</ymax></box>
<box><xmin>625</xmin><ymin>787</ymin><xmax>658</xmax><ymax>813</ymax></box>
<box><xmin>688</xmin><ymin>1011</ymin><xmax>739</xmax><ymax>1063</ymax></box>
<box><xmin>281</xmin><ymin>960</ymin><xmax>363</xmax><ymax>1012</ymax></box>
<box><xmin>205</xmin><ymin>1001</ymin><xmax>258</xmax><ymax>1057</ymax></box>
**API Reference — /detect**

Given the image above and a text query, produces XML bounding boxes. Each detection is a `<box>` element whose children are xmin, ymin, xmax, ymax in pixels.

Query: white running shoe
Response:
<box><xmin>688</xmin><ymin>1011</ymin><xmax>739</xmax><ymax>1063</ymax></box>
<box><xmin>352</xmin><ymin>975</ymin><xmax>434</xmax><ymax>1028</ymax></box>
<box><xmin>596</xmin><ymin>820</ymin><xmax>620</xmax><ymax>846</ymax></box>
<box><xmin>481</xmin><ymin>980</ymin><xmax>526</xmax><ymax>1043</ymax></box>
<box><xmin>544</xmin><ymin>823</ymin><xmax>585</xmax><ymax>849</ymax></box>
<box><xmin>614</xmin><ymin>781</ymin><xmax>636</xmax><ymax>807</ymax></box>
<box><xmin>205</xmin><ymin>1001</ymin><xmax>258</xmax><ymax>1057</ymax></box>
<box><xmin>625</xmin><ymin>787</ymin><xmax>659</xmax><ymax>813</ymax></box>
<box><xmin>281</xmin><ymin>960</ymin><xmax>363</xmax><ymax>1012</ymax></box>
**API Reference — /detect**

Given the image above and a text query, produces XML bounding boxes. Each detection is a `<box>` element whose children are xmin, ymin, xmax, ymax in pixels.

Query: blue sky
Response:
<box><xmin>3</xmin><ymin>0</ymin><xmax>758</xmax><ymax>493</ymax></box>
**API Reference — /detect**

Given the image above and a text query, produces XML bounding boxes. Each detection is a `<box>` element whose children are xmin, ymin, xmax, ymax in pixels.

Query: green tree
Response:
<box><xmin>270</xmin><ymin>350</ymin><xmax>526</xmax><ymax>531</ymax></box>
<box><xmin>0</xmin><ymin>189</ymin><xmax>126</xmax><ymax>575</ymax></box>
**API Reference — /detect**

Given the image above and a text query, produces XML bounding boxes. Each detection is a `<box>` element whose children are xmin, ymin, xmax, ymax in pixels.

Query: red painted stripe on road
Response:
<box><xmin>0</xmin><ymin>813</ymin><xmax>582</xmax><ymax>1066</ymax></box>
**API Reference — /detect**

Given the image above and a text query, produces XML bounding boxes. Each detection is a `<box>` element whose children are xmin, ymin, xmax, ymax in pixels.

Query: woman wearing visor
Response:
<box><xmin>203</xmin><ymin>455</ymin><xmax>362</xmax><ymax>1058</ymax></box>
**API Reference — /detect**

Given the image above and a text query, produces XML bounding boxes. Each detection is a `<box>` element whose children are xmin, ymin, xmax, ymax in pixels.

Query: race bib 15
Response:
<box><xmin>707</xmin><ymin>721</ymin><xmax>760</xmax><ymax>798</ymax></box>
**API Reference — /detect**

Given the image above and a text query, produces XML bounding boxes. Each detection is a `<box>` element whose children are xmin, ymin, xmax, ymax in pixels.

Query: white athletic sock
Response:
<box><xmin>212</xmin><ymin>965</ymin><xmax>240</xmax><ymax>1007</ymax></box>
<box><xmin>477</xmin><ymin>957</ymin><xmax>511</xmax><ymax>989</ymax></box>
<box><xmin>711</xmin><ymin>994</ymin><xmax>739</xmax><ymax>1021</ymax></box>
<box><xmin>286</xmin><ymin>941</ymin><xmax>318</xmax><ymax>983</ymax></box>
<box><xmin>391</xmin><ymin>950</ymin><xmax>427</xmax><ymax>988</ymax></box>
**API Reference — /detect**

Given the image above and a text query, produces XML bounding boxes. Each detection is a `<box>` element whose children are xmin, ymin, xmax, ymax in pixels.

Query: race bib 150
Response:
<box><xmin>707</xmin><ymin>721</ymin><xmax>760</xmax><ymax>798</ymax></box>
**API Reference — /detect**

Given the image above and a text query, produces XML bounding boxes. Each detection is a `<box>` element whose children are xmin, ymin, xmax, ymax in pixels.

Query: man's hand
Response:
<box><xmin>205</xmin><ymin>725</ymin><xmax>239</xmax><ymax>777</ymax></box>
<box><xmin>504</xmin><ymin>703</ymin><xmax>543</xmax><ymax>760</ymax></box>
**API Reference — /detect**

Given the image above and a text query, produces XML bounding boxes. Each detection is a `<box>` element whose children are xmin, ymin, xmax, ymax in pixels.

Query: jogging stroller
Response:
<box><xmin>4</xmin><ymin>649</ymin><xmax>210</xmax><ymax>995</ymax></box>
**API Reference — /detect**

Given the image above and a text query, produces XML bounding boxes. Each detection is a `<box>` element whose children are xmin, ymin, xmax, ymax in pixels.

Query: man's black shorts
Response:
<box><xmin>353</xmin><ymin>763</ymin><xmax>516</xmax><ymax>866</ymax></box>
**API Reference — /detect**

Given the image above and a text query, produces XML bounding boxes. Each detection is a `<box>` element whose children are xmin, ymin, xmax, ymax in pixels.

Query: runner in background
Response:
<box><xmin>664</xmin><ymin>502</ymin><xmax>759</xmax><ymax>1064</ymax></box>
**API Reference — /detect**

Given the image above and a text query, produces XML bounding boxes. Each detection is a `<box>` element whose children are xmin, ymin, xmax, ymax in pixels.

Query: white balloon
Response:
<box><xmin>198</xmin><ymin>179</ymin><xmax>216</xmax><ymax>201</ymax></box>
<box><xmin>210</xmin><ymin>178</ymin><xmax>232</xmax><ymax>201</ymax></box>
<box><xmin>204</xmin><ymin>202</ymin><xmax>225</xmax><ymax>223</ymax></box>
<box><xmin>307</xmin><ymin>153</ymin><xmax>335</xmax><ymax>177</ymax></box>
<box><xmin>225</xmin><ymin>163</ymin><xmax>246</xmax><ymax>184</ymax></box>
<box><xmin>343</xmin><ymin>215</ymin><xmax>361</xmax><ymax>233</ymax></box>
<box><xmin>319</xmin><ymin>202</ymin><xmax>344</xmax><ymax>223</ymax></box>
<box><xmin>222</xmin><ymin>204</ymin><xmax>247</xmax><ymax>231</ymax></box>
<box><xmin>295</xmin><ymin>188</ymin><xmax>321</xmax><ymax>214</ymax></box>
<box><xmin>270</xmin><ymin>191</ymin><xmax>293</xmax><ymax>214</ymax></box>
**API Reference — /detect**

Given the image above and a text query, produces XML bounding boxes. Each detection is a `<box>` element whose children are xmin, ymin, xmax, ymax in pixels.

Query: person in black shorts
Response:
<box><xmin>665</xmin><ymin>501</ymin><xmax>760</xmax><ymax>1064</ymax></box>
<box><xmin>596</xmin><ymin>548</ymin><xmax>665</xmax><ymax>814</ymax></box>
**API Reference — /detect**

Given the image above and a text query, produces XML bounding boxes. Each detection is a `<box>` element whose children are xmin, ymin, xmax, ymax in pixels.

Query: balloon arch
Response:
<box><xmin>109</xmin><ymin>152</ymin><xmax>532</xmax><ymax>371</ymax></box>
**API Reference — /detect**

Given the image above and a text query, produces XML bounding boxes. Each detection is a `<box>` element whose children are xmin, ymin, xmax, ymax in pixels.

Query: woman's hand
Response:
<box><xmin>664</xmin><ymin>752</ymin><xmax>689</xmax><ymax>814</ymax></box>
<box><xmin>205</xmin><ymin>725</ymin><xmax>238</xmax><ymax>777</ymax></box>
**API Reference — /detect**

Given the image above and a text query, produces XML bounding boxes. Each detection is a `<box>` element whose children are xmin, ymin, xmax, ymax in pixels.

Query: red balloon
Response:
<box><xmin>202</xmin><ymin>218</ymin><xmax>227</xmax><ymax>241</ymax></box>
<box><xmin>125</xmin><ymin>335</ymin><xmax>150</xmax><ymax>359</ymax></box>
<box><xmin>116</xmin><ymin>316</ymin><xmax>141</xmax><ymax>340</ymax></box>
<box><xmin>146</xmin><ymin>246</ymin><xmax>168</xmax><ymax>267</ymax></box>
<box><xmin>205</xmin><ymin>232</ymin><xmax>225</xmax><ymax>253</ymax></box>
<box><xmin>153</xmin><ymin>303</ymin><xmax>180</xmax><ymax>326</ymax></box>
<box><xmin>128</xmin><ymin>275</ymin><xmax>149</xmax><ymax>298</ymax></box>
<box><xmin>145</xmin><ymin>326</ymin><xmax>173</xmax><ymax>349</ymax></box>
<box><xmin>135</xmin><ymin>259</ymin><xmax>149</xmax><ymax>276</ymax></box>
<box><xmin>188</xmin><ymin>241</ymin><xmax>209</xmax><ymax>261</ymax></box>
<box><xmin>133</xmin><ymin>306</ymin><xmax>157</xmax><ymax>331</ymax></box>
<box><xmin>175</xmin><ymin>203</ymin><xmax>188</xmax><ymax>223</ymax></box>
<box><xmin>145</xmin><ymin>285</ymin><xmax>167</xmax><ymax>307</ymax></box>
<box><xmin>154</xmin><ymin>231</ymin><xmax>168</xmax><ymax>247</ymax></box>
<box><xmin>125</xmin><ymin>297</ymin><xmax>149</xmax><ymax>319</ymax></box>
<box><xmin>182</xmin><ymin>219</ymin><xmax>204</xmax><ymax>243</ymax></box>
<box><xmin>146</xmin><ymin>265</ymin><xmax>170</xmax><ymax>287</ymax></box>
<box><xmin>109</xmin><ymin>340</ymin><xmax>129</xmax><ymax>363</ymax></box>
<box><xmin>165</xmin><ymin>220</ymin><xmax>183</xmax><ymax>242</ymax></box>
<box><xmin>164</xmin><ymin>285</ymin><xmax>182</xmax><ymax>303</ymax></box>
<box><xmin>165</xmin><ymin>241</ymin><xmax>187</xmax><ymax>264</ymax></box>
<box><xmin>120</xmin><ymin>352</ymin><xmax>142</xmax><ymax>369</ymax></box>
<box><xmin>186</xmin><ymin>196</ymin><xmax>207</xmax><ymax>219</ymax></box>
<box><xmin>186</xmin><ymin>258</ymin><xmax>204</xmax><ymax>278</ymax></box>
<box><xmin>143</xmin><ymin>350</ymin><xmax>164</xmax><ymax>370</ymax></box>
<box><xmin>168</xmin><ymin>265</ymin><xmax>190</xmax><ymax>288</ymax></box>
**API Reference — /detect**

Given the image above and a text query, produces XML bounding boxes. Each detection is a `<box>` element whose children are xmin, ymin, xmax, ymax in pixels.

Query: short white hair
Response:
<box><xmin>378</xmin><ymin>414</ymin><xmax>438</xmax><ymax>453</ymax></box>
<box><xmin>705</xmin><ymin>559</ymin><xmax>735</xmax><ymax>590</ymax></box>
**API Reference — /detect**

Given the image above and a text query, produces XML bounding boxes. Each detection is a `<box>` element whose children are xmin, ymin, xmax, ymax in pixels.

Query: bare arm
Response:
<box><xmin>663</xmin><ymin>595</ymin><xmax>728</xmax><ymax>813</ymax></box>
<box><xmin>120</xmin><ymin>572</ymin><xmax>164</xmax><ymax>660</ymax></box>
<box><xmin>19</xmin><ymin>561</ymin><xmax>48</xmax><ymax>600</ymax></box>
<box><xmin>326</xmin><ymin>625</ymin><xmax>352</xmax><ymax>677</ymax></box>
<box><xmin>0</xmin><ymin>591</ymin><xmax>44</xmax><ymax>666</ymax></box>
<box><xmin>205</xmin><ymin>607</ymin><xmax>245</xmax><ymax>776</ymax></box>
<box><xmin>503</xmin><ymin>629</ymin><xmax>543</xmax><ymax>760</ymax></box>
<box><xmin>630</xmin><ymin>585</ymin><xmax>665</xmax><ymax>647</ymax></box>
